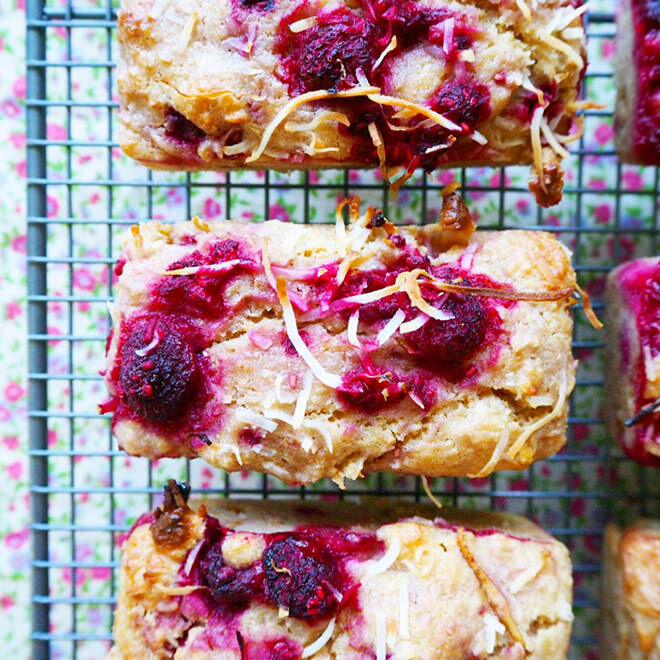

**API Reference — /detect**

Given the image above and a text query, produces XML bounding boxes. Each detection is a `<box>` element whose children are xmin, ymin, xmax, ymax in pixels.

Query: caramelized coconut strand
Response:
<box><xmin>247</xmin><ymin>86</ymin><xmax>380</xmax><ymax>163</ymax></box>
<box><xmin>457</xmin><ymin>529</ymin><xmax>526</xmax><ymax>647</ymax></box>
<box><xmin>421</xmin><ymin>476</ymin><xmax>444</xmax><ymax>510</ymax></box>
<box><xmin>440</xmin><ymin>181</ymin><xmax>461</xmax><ymax>197</ymax></box>
<box><xmin>430</xmin><ymin>281</ymin><xmax>575</xmax><ymax>302</ymax></box>
<box><xmin>368</xmin><ymin>122</ymin><xmax>387</xmax><ymax>173</ymax></box>
<box><xmin>373</xmin><ymin>35</ymin><xmax>398</xmax><ymax>71</ymax></box>
<box><xmin>573</xmin><ymin>282</ymin><xmax>604</xmax><ymax>329</ymax></box>
<box><xmin>423</xmin><ymin>192</ymin><xmax>476</xmax><ymax>252</ymax></box>
<box><xmin>150</xmin><ymin>480</ymin><xmax>194</xmax><ymax>549</ymax></box>
<box><xmin>624</xmin><ymin>396</ymin><xmax>660</xmax><ymax>427</ymax></box>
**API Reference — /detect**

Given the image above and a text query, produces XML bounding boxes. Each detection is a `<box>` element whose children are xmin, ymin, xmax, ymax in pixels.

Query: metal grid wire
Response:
<box><xmin>26</xmin><ymin>0</ymin><xmax>660</xmax><ymax>658</ymax></box>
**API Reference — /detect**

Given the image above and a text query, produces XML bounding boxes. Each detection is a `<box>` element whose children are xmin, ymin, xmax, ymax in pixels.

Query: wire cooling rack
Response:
<box><xmin>26</xmin><ymin>0</ymin><xmax>660</xmax><ymax>658</ymax></box>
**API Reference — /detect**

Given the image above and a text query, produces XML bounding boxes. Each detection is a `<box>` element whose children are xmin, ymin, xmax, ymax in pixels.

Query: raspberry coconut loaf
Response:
<box><xmin>117</xmin><ymin>0</ymin><xmax>588</xmax><ymax>206</ymax></box>
<box><xmin>605</xmin><ymin>257</ymin><xmax>660</xmax><ymax>466</ymax></box>
<box><xmin>615</xmin><ymin>0</ymin><xmax>660</xmax><ymax>165</ymax></box>
<box><xmin>106</xmin><ymin>481</ymin><xmax>573</xmax><ymax>660</ymax></box>
<box><xmin>102</xmin><ymin>195</ymin><xmax>580</xmax><ymax>485</ymax></box>
<box><xmin>600</xmin><ymin>521</ymin><xmax>660</xmax><ymax>660</ymax></box>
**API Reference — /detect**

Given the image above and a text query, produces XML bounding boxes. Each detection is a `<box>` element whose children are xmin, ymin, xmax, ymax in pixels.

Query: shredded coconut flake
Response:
<box><xmin>135</xmin><ymin>330</ymin><xmax>161</xmax><ymax>357</ymax></box>
<box><xmin>263</xmin><ymin>408</ymin><xmax>333</xmax><ymax>452</ymax></box>
<box><xmin>547</xmin><ymin>3</ymin><xmax>588</xmax><ymax>33</ymax></box>
<box><xmin>263</xmin><ymin>408</ymin><xmax>295</xmax><ymax>425</ymax></box>
<box><xmin>399</xmin><ymin>314</ymin><xmax>428</xmax><ymax>334</ymax></box>
<box><xmin>342</xmin><ymin>283</ymin><xmax>400</xmax><ymax>306</ymax></box>
<box><xmin>538</xmin><ymin>31</ymin><xmax>583</xmax><ymax>68</ymax></box>
<box><xmin>468</xmin><ymin>426</ymin><xmax>510</xmax><ymax>478</ymax></box>
<box><xmin>442</xmin><ymin>17</ymin><xmax>455</xmax><ymax>54</ymax></box>
<box><xmin>235</xmin><ymin>408</ymin><xmax>278</xmax><ymax>433</ymax></box>
<box><xmin>347</xmin><ymin>310</ymin><xmax>362</xmax><ymax>348</ymax></box>
<box><xmin>232</xmin><ymin>444</ymin><xmax>243</xmax><ymax>465</ymax></box>
<box><xmin>341</xmin><ymin>271</ymin><xmax>454</xmax><ymax>321</ymax></box>
<box><xmin>223</xmin><ymin>139</ymin><xmax>251</xmax><ymax>156</ymax></box>
<box><xmin>540</xmin><ymin>117</ymin><xmax>570</xmax><ymax>159</ymax></box>
<box><xmin>562</xmin><ymin>26</ymin><xmax>584</xmax><ymax>40</ymax></box>
<box><xmin>183</xmin><ymin>539</ymin><xmax>204</xmax><ymax>576</ymax></box>
<box><xmin>507</xmin><ymin>369</ymin><xmax>568</xmax><ymax>459</ymax></box>
<box><xmin>367</xmin><ymin>93</ymin><xmax>462</xmax><ymax>133</ymax></box>
<box><xmin>421</xmin><ymin>476</ymin><xmax>444</xmax><ymax>510</ymax></box>
<box><xmin>365</xmin><ymin>537</ymin><xmax>402</xmax><ymax>576</ymax></box>
<box><xmin>508</xmin><ymin>559</ymin><xmax>544</xmax><ymax>594</ymax></box>
<box><xmin>277</xmin><ymin>277</ymin><xmax>342</xmax><ymax>389</ymax></box>
<box><xmin>285</xmin><ymin>111</ymin><xmax>350</xmax><ymax>133</ymax></box>
<box><xmin>289</xmin><ymin>16</ymin><xmax>318</xmax><ymax>32</ymax></box>
<box><xmin>408</xmin><ymin>391</ymin><xmax>426</xmax><ymax>409</ymax></box>
<box><xmin>275</xmin><ymin>373</ymin><xmax>298</xmax><ymax>404</ymax></box>
<box><xmin>530</xmin><ymin>105</ymin><xmax>544</xmax><ymax>179</ymax></box>
<box><xmin>302</xmin><ymin>617</ymin><xmax>336</xmax><ymax>658</ymax></box>
<box><xmin>154</xmin><ymin>584</ymin><xmax>203</xmax><ymax>596</ymax></box>
<box><xmin>373</xmin><ymin>35</ymin><xmax>398</xmax><ymax>70</ymax></box>
<box><xmin>179</xmin><ymin>11</ymin><xmax>197</xmax><ymax>50</ymax></box>
<box><xmin>471</xmin><ymin>612</ymin><xmax>506</xmax><ymax>655</ymax></box>
<box><xmin>368</xmin><ymin>121</ymin><xmax>387</xmax><ymax>172</ymax></box>
<box><xmin>247</xmin><ymin>86</ymin><xmax>379</xmax><ymax>163</ymax></box>
<box><xmin>261</xmin><ymin>238</ymin><xmax>278</xmax><ymax>292</ymax></box>
<box><xmin>355</xmin><ymin>68</ymin><xmax>371</xmax><ymax>88</ymax></box>
<box><xmin>376</xmin><ymin>309</ymin><xmax>406</xmax><ymax>346</ymax></box>
<box><xmin>514</xmin><ymin>0</ymin><xmax>532</xmax><ymax>20</ymax></box>
<box><xmin>467</xmin><ymin>129</ymin><xmax>487</xmax><ymax>146</ymax></box>
<box><xmin>522</xmin><ymin>75</ymin><xmax>545</xmax><ymax>104</ymax></box>
<box><xmin>308</xmin><ymin>420</ymin><xmax>333</xmax><ymax>452</ymax></box>
<box><xmin>292</xmin><ymin>370</ymin><xmax>314</xmax><ymax>429</ymax></box>
<box><xmin>162</xmin><ymin>259</ymin><xmax>242</xmax><ymax>276</ymax></box>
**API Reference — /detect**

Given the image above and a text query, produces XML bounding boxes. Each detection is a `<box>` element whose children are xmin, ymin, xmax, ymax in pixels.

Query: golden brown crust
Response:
<box><xmin>600</xmin><ymin>522</ymin><xmax>660</xmax><ymax>660</ymax></box>
<box><xmin>105</xmin><ymin>205</ymin><xmax>577</xmax><ymax>485</ymax></box>
<box><xmin>116</xmin><ymin>0</ymin><xmax>586</xmax><ymax>204</ymax></box>
<box><xmin>108</xmin><ymin>498</ymin><xmax>573</xmax><ymax>660</ymax></box>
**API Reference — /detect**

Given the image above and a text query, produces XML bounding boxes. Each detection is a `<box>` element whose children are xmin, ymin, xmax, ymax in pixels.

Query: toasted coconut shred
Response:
<box><xmin>301</xmin><ymin>617</ymin><xmax>336</xmax><ymax>658</ymax></box>
<box><xmin>457</xmin><ymin>529</ymin><xmax>526</xmax><ymax>648</ymax></box>
<box><xmin>468</xmin><ymin>426</ymin><xmax>511</xmax><ymax>478</ymax></box>
<box><xmin>507</xmin><ymin>368</ymin><xmax>568</xmax><ymax>460</ymax></box>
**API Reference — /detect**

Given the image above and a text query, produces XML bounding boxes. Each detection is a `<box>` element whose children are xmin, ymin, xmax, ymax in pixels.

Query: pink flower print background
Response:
<box><xmin>3</xmin><ymin>0</ymin><xmax>660</xmax><ymax>658</ymax></box>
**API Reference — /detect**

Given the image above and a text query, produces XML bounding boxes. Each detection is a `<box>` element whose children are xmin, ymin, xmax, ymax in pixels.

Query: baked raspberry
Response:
<box><xmin>405</xmin><ymin>294</ymin><xmax>488</xmax><ymax>367</ymax></box>
<box><xmin>430</xmin><ymin>80</ymin><xmax>490</xmax><ymax>131</ymax></box>
<box><xmin>200</xmin><ymin>542</ymin><xmax>265</xmax><ymax>607</ymax></box>
<box><xmin>263</xmin><ymin>537</ymin><xmax>338</xmax><ymax>619</ymax></box>
<box><xmin>164</xmin><ymin>108</ymin><xmax>205</xmax><ymax>146</ymax></box>
<box><xmin>639</xmin><ymin>262</ymin><xmax>660</xmax><ymax>356</ymax></box>
<box><xmin>281</xmin><ymin>329</ymin><xmax>311</xmax><ymax>356</ymax></box>
<box><xmin>380</xmin><ymin>0</ymin><xmax>451</xmax><ymax>48</ymax></box>
<box><xmin>151</xmin><ymin>239</ymin><xmax>252</xmax><ymax>319</ymax></box>
<box><xmin>278</xmin><ymin>7</ymin><xmax>378</xmax><ymax>95</ymax></box>
<box><xmin>239</xmin><ymin>427</ymin><xmax>265</xmax><ymax>446</ymax></box>
<box><xmin>119</xmin><ymin>314</ymin><xmax>200</xmax><ymax>422</ymax></box>
<box><xmin>241</xmin><ymin>637</ymin><xmax>302</xmax><ymax>660</ymax></box>
<box><xmin>337</xmin><ymin>369</ymin><xmax>406</xmax><ymax>411</ymax></box>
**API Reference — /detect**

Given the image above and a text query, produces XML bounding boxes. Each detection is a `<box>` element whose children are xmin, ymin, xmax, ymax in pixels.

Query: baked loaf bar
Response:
<box><xmin>117</xmin><ymin>0</ymin><xmax>588</xmax><ymax>206</ymax></box>
<box><xmin>102</xmin><ymin>196</ymin><xmax>578</xmax><ymax>485</ymax></box>
<box><xmin>106</xmin><ymin>482</ymin><xmax>573</xmax><ymax>660</ymax></box>
<box><xmin>600</xmin><ymin>521</ymin><xmax>660</xmax><ymax>660</ymax></box>
<box><xmin>615</xmin><ymin>0</ymin><xmax>660</xmax><ymax>165</ymax></box>
<box><xmin>605</xmin><ymin>257</ymin><xmax>660</xmax><ymax>466</ymax></box>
